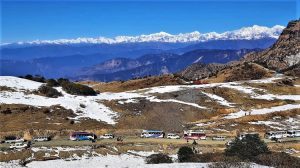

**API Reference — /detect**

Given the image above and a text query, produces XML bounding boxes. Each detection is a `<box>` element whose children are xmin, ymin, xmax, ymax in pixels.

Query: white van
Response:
<box><xmin>212</xmin><ymin>136</ymin><xmax>226</xmax><ymax>141</ymax></box>
<box><xmin>9</xmin><ymin>143</ymin><xmax>28</xmax><ymax>149</ymax></box>
<box><xmin>167</xmin><ymin>133</ymin><xmax>180</xmax><ymax>139</ymax></box>
<box><xmin>33</xmin><ymin>136</ymin><xmax>50</xmax><ymax>142</ymax></box>
<box><xmin>99</xmin><ymin>134</ymin><xmax>114</xmax><ymax>139</ymax></box>
<box><xmin>287</xmin><ymin>130</ymin><xmax>300</xmax><ymax>138</ymax></box>
<box><xmin>5</xmin><ymin>138</ymin><xmax>24</xmax><ymax>144</ymax></box>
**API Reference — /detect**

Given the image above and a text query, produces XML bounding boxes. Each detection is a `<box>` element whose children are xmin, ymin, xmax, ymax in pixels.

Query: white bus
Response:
<box><xmin>287</xmin><ymin>130</ymin><xmax>300</xmax><ymax>138</ymax></box>
<box><xmin>141</xmin><ymin>130</ymin><xmax>165</xmax><ymax>138</ymax></box>
<box><xmin>264</xmin><ymin>131</ymin><xmax>287</xmax><ymax>139</ymax></box>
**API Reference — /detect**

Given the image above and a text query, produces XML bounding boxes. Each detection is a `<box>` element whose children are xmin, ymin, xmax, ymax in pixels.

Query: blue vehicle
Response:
<box><xmin>141</xmin><ymin>130</ymin><xmax>165</xmax><ymax>138</ymax></box>
<box><xmin>69</xmin><ymin>132</ymin><xmax>97</xmax><ymax>141</ymax></box>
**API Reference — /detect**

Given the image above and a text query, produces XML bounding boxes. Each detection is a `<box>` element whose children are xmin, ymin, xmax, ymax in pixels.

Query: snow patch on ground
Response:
<box><xmin>254</xmin><ymin>94</ymin><xmax>300</xmax><ymax>101</ymax></box>
<box><xmin>225</xmin><ymin>104</ymin><xmax>300</xmax><ymax>119</ymax></box>
<box><xmin>0</xmin><ymin>90</ymin><xmax>118</xmax><ymax>124</ymax></box>
<box><xmin>196</xmin><ymin>122</ymin><xmax>216</xmax><ymax>127</ymax></box>
<box><xmin>127</xmin><ymin>150</ymin><xmax>157</xmax><ymax>157</ymax></box>
<box><xmin>202</xmin><ymin>92</ymin><xmax>234</xmax><ymax>107</ymax></box>
<box><xmin>247</xmin><ymin>76</ymin><xmax>283</xmax><ymax>83</ymax></box>
<box><xmin>142</xmin><ymin>85</ymin><xmax>186</xmax><ymax>94</ymax></box>
<box><xmin>31</xmin><ymin>146</ymin><xmax>90</xmax><ymax>153</ymax></box>
<box><xmin>147</xmin><ymin>96</ymin><xmax>206</xmax><ymax>109</ymax></box>
<box><xmin>249</xmin><ymin>121</ymin><xmax>285</xmax><ymax>130</ymax></box>
<box><xmin>0</xmin><ymin>76</ymin><xmax>42</xmax><ymax>90</ymax></box>
<box><xmin>249</xmin><ymin>115</ymin><xmax>300</xmax><ymax>130</ymax></box>
<box><xmin>219</xmin><ymin>83</ymin><xmax>264</xmax><ymax>95</ymax></box>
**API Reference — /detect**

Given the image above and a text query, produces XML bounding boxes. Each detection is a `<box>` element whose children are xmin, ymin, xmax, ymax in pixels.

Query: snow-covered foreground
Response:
<box><xmin>0</xmin><ymin>154</ymin><xmax>271</xmax><ymax>168</ymax></box>
<box><xmin>0</xmin><ymin>76</ymin><xmax>299</xmax><ymax>124</ymax></box>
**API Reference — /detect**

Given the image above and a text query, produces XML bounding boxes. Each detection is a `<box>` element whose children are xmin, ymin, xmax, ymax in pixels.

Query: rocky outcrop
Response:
<box><xmin>179</xmin><ymin>63</ymin><xmax>227</xmax><ymax>80</ymax></box>
<box><xmin>243</xmin><ymin>19</ymin><xmax>300</xmax><ymax>75</ymax></box>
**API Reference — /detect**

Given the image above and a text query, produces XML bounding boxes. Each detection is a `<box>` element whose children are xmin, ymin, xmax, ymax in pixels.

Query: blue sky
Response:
<box><xmin>1</xmin><ymin>0</ymin><xmax>298</xmax><ymax>43</ymax></box>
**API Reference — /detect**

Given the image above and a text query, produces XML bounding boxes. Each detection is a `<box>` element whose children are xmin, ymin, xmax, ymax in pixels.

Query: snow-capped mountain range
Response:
<box><xmin>3</xmin><ymin>25</ymin><xmax>284</xmax><ymax>46</ymax></box>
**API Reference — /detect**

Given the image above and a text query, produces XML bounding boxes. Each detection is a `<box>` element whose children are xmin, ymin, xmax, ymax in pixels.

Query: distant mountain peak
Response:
<box><xmin>2</xmin><ymin>25</ymin><xmax>284</xmax><ymax>46</ymax></box>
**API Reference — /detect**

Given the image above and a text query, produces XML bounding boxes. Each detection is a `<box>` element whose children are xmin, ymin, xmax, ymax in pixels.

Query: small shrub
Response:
<box><xmin>79</xmin><ymin>104</ymin><xmax>86</xmax><ymax>108</ymax></box>
<box><xmin>284</xmin><ymin>99</ymin><xmax>296</xmax><ymax>104</ymax></box>
<box><xmin>208</xmin><ymin>160</ymin><xmax>251</xmax><ymax>168</ymax></box>
<box><xmin>0</xmin><ymin>108</ymin><xmax>12</xmax><ymax>114</ymax></box>
<box><xmin>255</xmin><ymin>152</ymin><xmax>300</xmax><ymax>168</ymax></box>
<box><xmin>61</xmin><ymin>82</ymin><xmax>97</xmax><ymax>96</ymax></box>
<box><xmin>23</xmin><ymin>74</ymin><xmax>46</xmax><ymax>83</ymax></box>
<box><xmin>46</xmin><ymin>79</ymin><xmax>60</xmax><ymax>87</ymax></box>
<box><xmin>32</xmin><ymin>75</ymin><xmax>46</xmax><ymax>83</ymax></box>
<box><xmin>0</xmin><ymin>86</ymin><xmax>15</xmax><ymax>92</ymax></box>
<box><xmin>69</xmin><ymin>120</ymin><xmax>75</xmax><ymax>124</ymax></box>
<box><xmin>24</xmin><ymin>74</ymin><xmax>33</xmax><ymax>80</ymax></box>
<box><xmin>177</xmin><ymin>146</ymin><xmax>194</xmax><ymax>162</ymax></box>
<box><xmin>225</xmin><ymin>134</ymin><xmax>269</xmax><ymax>161</ymax></box>
<box><xmin>37</xmin><ymin>85</ymin><xmax>62</xmax><ymax>98</ymax></box>
<box><xmin>5</xmin><ymin>135</ymin><xmax>17</xmax><ymax>140</ymax></box>
<box><xmin>42</xmin><ymin>109</ymin><xmax>50</xmax><ymax>114</ymax></box>
<box><xmin>145</xmin><ymin>153</ymin><xmax>173</xmax><ymax>164</ymax></box>
<box><xmin>57</xmin><ymin>78</ymin><xmax>70</xmax><ymax>85</ymax></box>
<box><xmin>280</xmin><ymin>78</ymin><xmax>294</xmax><ymax>86</ymax></box>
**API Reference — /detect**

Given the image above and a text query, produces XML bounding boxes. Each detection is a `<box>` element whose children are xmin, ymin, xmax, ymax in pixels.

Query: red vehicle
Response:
<box><xmin>183</xmin><ymin>130</ymin><xmax>206</xmax><ymax>140</ymax></box>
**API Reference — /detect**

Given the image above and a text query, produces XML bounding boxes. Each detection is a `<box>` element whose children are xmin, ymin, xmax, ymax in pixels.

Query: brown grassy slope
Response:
<box><xmin>206</xmin><ymin>62</ymin><xmax>274</xmax><ymax>83</ymax></box>
<box><xmin>101</xmin><ymin>98</ymin><xmax>212</xmax><ymax>131</ymax></box>
<box><xmin>200</xmin><ymin>87</ymin><xmax>287</xmax><ymax>110</ymax></box>
<box><xmin>191</xmin><ymin>108</ymin><xmax>300</xmax><ymax>133</ymax></box>
<box><xmin>80</xmin><ymin>74</ymin><xmax>183</xmax><ymax>93</ymax></box>
<box><xmin>243</xmin><ymin>82</ymin><xmax>300</xmax><ymax>95</ymax></box>
<box><xmin>0</xmin><ymin>104</ymin><xmax>112</xmax><ymax>133</ymax></box>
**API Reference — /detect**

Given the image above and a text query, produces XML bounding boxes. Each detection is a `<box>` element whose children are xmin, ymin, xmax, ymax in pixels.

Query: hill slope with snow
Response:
<box><xmin>1</xmin><ymin>75</ymin><xmax>299</xmax><ymax>131</ymax></box>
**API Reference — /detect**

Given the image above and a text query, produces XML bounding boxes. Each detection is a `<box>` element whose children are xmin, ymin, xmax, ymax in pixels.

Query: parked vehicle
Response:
<box><xmin>166</xmin><ymin>133</ymin><xmax>180</xmax><ymax>139</ymax></box>
<box><xmin>9</xmin><ymin>142</ymin><xmax>29</xmax><ymax>149</ymax></box>
<box><xmin>141</xmin><ymin>130</ymin><xmax>165</xmax><ymax>138</ymax></box>
<box><xmin>183</xmin><ymin>130</ymin><xmax>206</xmax><ymax>140</ymax></box>
<box><xmin>238</xmin><ymin>132</ymin><xmax>259</xmax><ymax>140</ymax></box>
<box><xmin>226</xmin><ymin>140</ymin><xmax>233</xmax><ymax>146</ymax></box>
<box><xmin>212</xmin><ymin>136</ymin><xmax>226</xmax><ymax>141</ymax></box>
<box><xmin>271</xmin><ymin>137</ymin><xmax>283</xmax><ymax>143</ymax></box>
<box><xmin>99</xmin><ymin>134</ymin><xmax>114</xmax><ymax>139</ymax></box>
<box><xmin>264</xmin><ymin>131</ymin><xmax>287</xmax><ymax>139</ymax></box>
<box><xmin>4</xmin><ymin>136</ymin><xmax>25</xmax><ymax>143</ymax></box>
<box><xmin>33</xmin><ymin>136</ymin><xmax>51</xmax><ymax>142</ymax></box>
<box><xmin>287</xmin><ymin>130</ymin><xmax>300</xmax><ymax>138</ymax></box>
<box><xmin>69</xmin><ymin>132</ymin><xmax>97</xmax><ymax>141</ymax></box>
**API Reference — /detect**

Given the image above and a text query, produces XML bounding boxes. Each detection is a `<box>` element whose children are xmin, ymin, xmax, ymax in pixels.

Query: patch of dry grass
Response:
<box><xmin>81</xmin><ymin>74</ymin><xmax>182</xmax><ymax>93</ymax></box>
